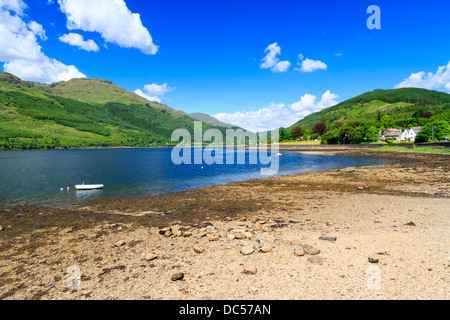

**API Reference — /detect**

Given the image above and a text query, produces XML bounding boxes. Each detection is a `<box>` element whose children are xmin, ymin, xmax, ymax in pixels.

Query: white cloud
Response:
<box><xmin>214</xmin><ymin>90</ymin><xmax>339</xmax><ymax>132</ymax></box>
<box><xmin>271</xmin><ymin>60</ymin><xmax>291</xmax><ymax>73</ymax></box>
<box><xmin>0</xmin><ymin>1</ymin><xmax>86</xmax><ymax>83</ymax></box>
<box><xmin>290</xmin><ymin>93</ymin><xmax>317</xmax><ymax>111</ymax></box>
<box><xmin>315</xmin><ymin>90</ymin><xmax>340</xmax><ymax>111</ymax></box>
<box><xmin>59</xmin><ymin>33</ymin><xmax>99</xmax><ymax>52</ymax></box>
<box><xmin>28</xmin><ymin>21</ymin><xmax>47</xmax><ymax>40</ymax></box>
<box><xmin>395</xmin><ymin>61</ymin><xmax>450</xmax><ymax>92</ymax></box>
<box><xmin>291</xmin><ymin>90</ymin><xmax>339</xmax><ymax>113</ymax></box>
<box><xmin>295</xmin><ymin>57</ymin><xmax>328</xmax><ymax>73</ymax></box>
<box><xmin>134</xmin><ymin>83</ymin><xmax>175</xmax><ymax>103</ymax></box>
<box><xmin>57</xmin><ymin>0</ymin><xmax>158</xmax><ymax>55</ymax></box>
<box><xmin>215</xmin><ymin>103</ymin><xmax>298</xmax><ymax>133</ymax></box>
<box><xmin>4</xmin><ymin>57</ymin><xmax>86</xmax><ymax>83</ymax></box>
<box><xmin>0</xmin><ymin>0</ymin><xmax>26</xmax><ymax>15</ymax></box>
<box><xmin>260</xmin><ymin>42</ymin><xmax>291</xmax><ymax>73</ymax></box>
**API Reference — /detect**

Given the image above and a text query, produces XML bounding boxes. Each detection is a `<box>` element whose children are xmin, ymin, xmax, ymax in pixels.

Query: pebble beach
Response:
<box><xmin>0</xmin><ymin>149</ymin><xmax>449</xmax><ymax>300</ymax></box>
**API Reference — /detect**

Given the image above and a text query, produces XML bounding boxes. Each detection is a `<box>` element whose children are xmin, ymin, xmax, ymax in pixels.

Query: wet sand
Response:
<box><xmin>0</xmin><ymin>149</ymin><xmax>449</xmax><ymax>300</ymax></box>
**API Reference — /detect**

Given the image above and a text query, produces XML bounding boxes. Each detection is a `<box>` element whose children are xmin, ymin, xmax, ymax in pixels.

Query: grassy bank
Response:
<box><xmin>375</xmin><ymin>146</ymin><xmax>450</xmax><ymax>154</ymax></box>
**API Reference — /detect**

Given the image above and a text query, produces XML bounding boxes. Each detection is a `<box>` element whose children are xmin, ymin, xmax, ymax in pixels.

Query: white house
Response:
<box><xmin>396</xmin><ymin>127</ymin><xmax>422</xmax><ymax>142</ymax></box>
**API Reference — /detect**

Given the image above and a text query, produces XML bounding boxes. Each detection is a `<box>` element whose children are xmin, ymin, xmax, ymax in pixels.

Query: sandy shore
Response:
<box><xmin>0</xmin><ymin>149</ymin><xmax>449</xmax><ymax>300</ymax></box>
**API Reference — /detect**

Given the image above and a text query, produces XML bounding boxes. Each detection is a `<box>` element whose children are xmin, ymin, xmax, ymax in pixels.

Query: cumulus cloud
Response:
<box><xmin>59</xmin><ymin>33</ymin><xmax>99</xmax><ymax>52</ymax></box>
<box><xmin>134</xmin><ymin>83</ymin><xmax>175</xmax><ymax>103</ymax></box>
<box><xmin>395</xmin><ymin>61</ymin><xmax>450</xmax><ymax>92</ymax></box>
<box><xmin>215</xmin><ymin>103</ymin><xmax>298</xmax><ymax>133</ymax></box>
<box><xmin>57</xmin><ymin>0</ymin><xmax>158</xmax><ymax>55</ymax></box>
<box><xmin>295</xmin><ymin>56</ymin><xmax>328</xmax><ymax>73</ymax></box>
<box><xmin>214</xmin><ymin>90</ymin><xmax>339</xmax><ymax>132</ymax></box>
<box><xmin>28</xmin><ymin>21</ymin><xmax>47</xmax><ymax>40</ymax></box>
<box><xmin>291</xmin><ymin>90</ymin><xmax>339</xmax><ymax>112</ymax></box>
<box><xmin>271</xmin><ymin>60</ymin><xmax>291</xmax><ymax>73</ymax></box>
<box><xmin>0</xmin><ymin>0</ymin><xmax>86</xmax><ymax>83</ymax></box>
<box><xmin>0</xmin><ymin>0</ymin><xmax>27</xmax><ymax>15</ymax></box>
<box><xmin>260</xmin><ymin>42</ymin><xmax>291</xmax><ymax>73</ymax></box>
<box><xmin>4</xmin><ymin>57</ymin><xmax>86</xmax><ymax>83</ymax></box>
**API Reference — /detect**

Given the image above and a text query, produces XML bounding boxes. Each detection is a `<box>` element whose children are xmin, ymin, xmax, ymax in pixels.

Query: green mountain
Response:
<box><xmin>289</xmin><ymin>88</ymin><xmax>450</xmax><ymax>131</ymax></box>
<box><xmin>283</xmin><ymin>88</ymin><xmax>450</xmax><ymax>144</ymax></box>
<box><xmin>0</xmin><ymin>71</ymin><xmax>230</xmax><ymax>150</ymax></box>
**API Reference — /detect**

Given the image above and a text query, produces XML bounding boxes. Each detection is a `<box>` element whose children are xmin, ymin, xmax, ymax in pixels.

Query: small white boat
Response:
<box><xmin>275</xmin><ymin>153</ymin><xmax>283</xmax><ymax>157</ymax></box>
<box><xmin>75</xmin><ymin>181</ymin><xmax>104</xmax><ymax>190</ymax></box>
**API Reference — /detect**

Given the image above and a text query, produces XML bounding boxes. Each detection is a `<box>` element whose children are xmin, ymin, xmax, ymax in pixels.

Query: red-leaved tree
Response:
<box><xmin>312</xmin><ymin>122</ymin><xmax>327</xmax><ymax>135</ymax></box>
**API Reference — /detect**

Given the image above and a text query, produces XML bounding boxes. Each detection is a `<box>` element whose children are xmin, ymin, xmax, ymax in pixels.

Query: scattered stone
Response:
<box><xmin>197</xmin><ymin>222</ymin><xmax>213</xmax><ymax>228</ymax></box>
<box><xmin>195</xmin><ymin>232</ymin><xmax>207</xmax><ymax>238</ymax></box>
<box><xmin>159</xmin><ymin>227</ymin><xmax>171</xmax><ymax>235</ymax></box>
<box><xmin>194</xmin><ymin>246</ymin><xmax>206</xmax><ymax>254</ymax></box>
<box><xmin>290</xmin><ymin>240</ymin><xmax>302</xmax><ymax>246</ymax></box>
<box><xmin>142</xmin><ymin>253</ymin><xmax>158</xmax><ymax>261</ymax></box>
<box><xmin>207</xmin><ymin>234</ymin><xmax>219</xmax><ymax>241</ymax></box>
<box><xmin>357</xmin><ymin>187</ymin><xmax>364</xmax><ymax>190</ymax></box>
<box><xmin>164</xmin><ymin>230</ymin><xmax>173</xmax><ymax>237</ymax></box>
<box><xmin>0</xmin><ymin>226</ymin><xmax>4</xmax><ymax>231</ymax></box>
<box><xmin>255</xmin><ymin>237</ymin><xmax>266</xmax><ymax>245</ymax></box>
<box><xmin>183</xmin><ymin>231</ymin><xmax>192</xmax><ymax>237</ymax></box>
<box><xmin>240</xmin><ymin>246</ymin><xmax>255</xmax><ymax>255</ymax></box>
<box><xmin>294</xmin><ymin>247</ymin><xmax>305</xmax><ymax>256</ymax></box>
<box><xmin>171</xmin><ymin>273</ymin><xmax>184</xmax><ymax>281</ymax></box>
<box><xmin>114</xmin><ymin>240</ymin><xmax>125</xmax><ymax>247</ymax></box>
<box><xmin>234</xmin><ymin>232</ymin><xmax>247</xmax><ymax>240</ymax></box>
<box><xmin>368</xmin><ymin>257</ymin><xmax>379</xmax><ymax>264</ymax></box>
<box><xmin>405</xmin><ymin>221</ymin><xmax>416</xmax><ymax>226</ymax></box>
<box><xmin>319</xmin><ymin>235</ymin><xmax>337</xmax><ymax>242</ymax></box>
<box><xmin>308</xmin><ymin>256</ymin><xmax>323</xmax><ymax>265</ymax></box>
<box><xmin>180</xmin><ymin>288</ymin><xmax>188</xmax><ymax>295</ymax></box>
<box><xmin>303</xmin><ymin>245</ymin><xmax>320</xmax><ymax>255</ymax></box>
<box><xmin>227</xmin><ymin>234</ymin><xmax>236</xmax><ymax>241</ymax></box>
<box><xmin>260</xmin><ymin>244</ymin><xmax>272</xmax><ymax>253</ymax></box>
<box><xmin>243</xmin><ymin>231</ymin><xmax>253</xmax><ymax>239</ymax></box>
<box><xmin>243</xmin><ymin>265</ymin><xmax>258</xmax><ymax>275</ymax></box>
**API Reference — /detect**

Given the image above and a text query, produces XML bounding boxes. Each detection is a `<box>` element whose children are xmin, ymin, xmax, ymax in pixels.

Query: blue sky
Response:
<box><xmin>1</xmin><ymin>0</ymin><xmax>450</xmax><ymax>132</ymax></box>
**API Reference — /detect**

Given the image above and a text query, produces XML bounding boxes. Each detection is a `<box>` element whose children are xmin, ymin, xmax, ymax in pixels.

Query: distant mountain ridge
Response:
<box><xmin>189</xmin><ymin>112</ymin><xmax>246</xmax><ymax>131</ymax></box>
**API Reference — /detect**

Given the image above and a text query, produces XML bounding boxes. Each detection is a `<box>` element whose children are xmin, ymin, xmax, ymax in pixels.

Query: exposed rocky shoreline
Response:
<box><xmin>0</xmin><ymin>149</ymin><xmax>449</xmax><ymax>300</ymax></box>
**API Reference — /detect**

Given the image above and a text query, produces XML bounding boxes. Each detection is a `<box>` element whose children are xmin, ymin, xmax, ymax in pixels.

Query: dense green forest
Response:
<box><xmin>280</xmin><ymin>88</ymin><xmax>450</xmax><ymax>144</ymax></box>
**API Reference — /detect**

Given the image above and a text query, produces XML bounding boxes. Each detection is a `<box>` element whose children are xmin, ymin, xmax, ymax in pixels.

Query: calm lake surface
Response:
<box><xmin>0</xmin><ymin>148</ymin><xmax>384</xmax><ymax>207</ymax></box>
